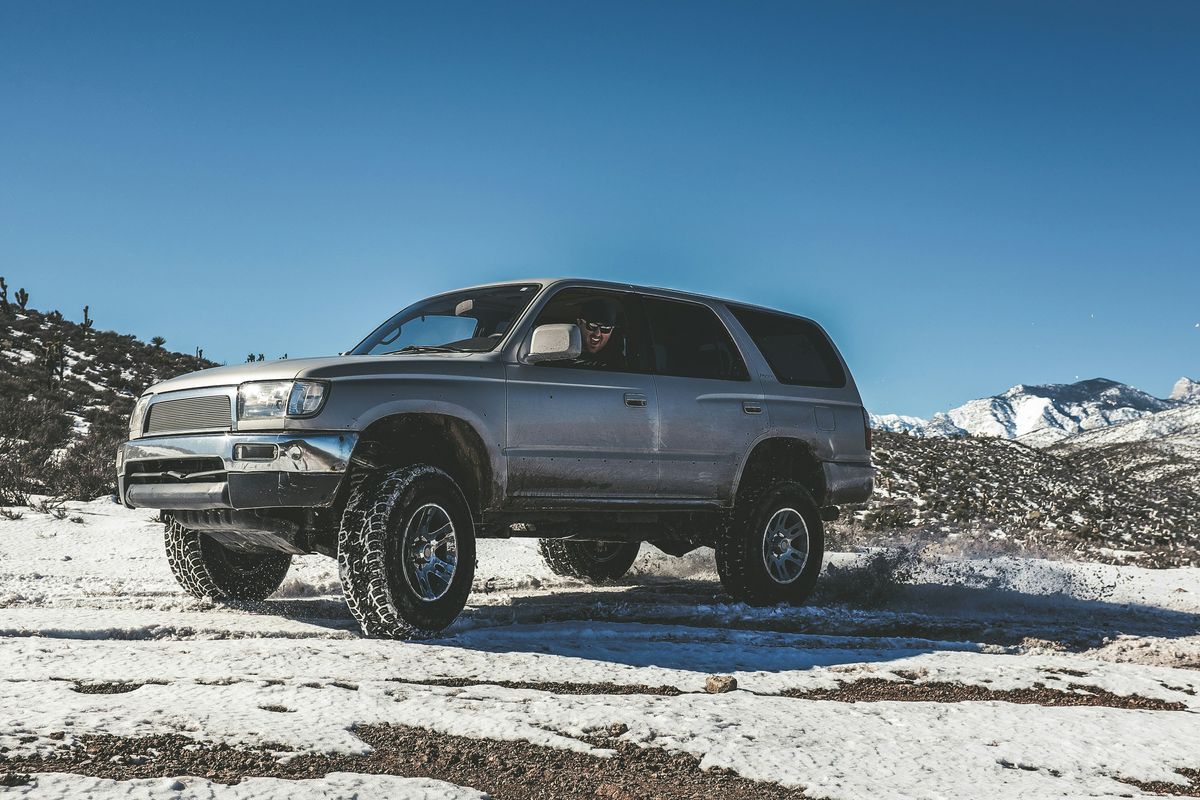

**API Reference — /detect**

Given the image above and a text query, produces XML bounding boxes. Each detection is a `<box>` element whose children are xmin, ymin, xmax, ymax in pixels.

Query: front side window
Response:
<box><xmin>643</xmin><ymin>297</ymin><xmax>749</xmax><ymax>381</ymax></box>
<box><xmin>352</xmin><ymin>284</ymin><xmax>540</xmax><ymax>355</ymax></box>
<box><xmin>729</xmin><ymin>305</ymin><xmax>846</xmax><ymax>387</ymax></box>
<box><xmin>529</xmin><ymin>288</ymin><xmax>652</xmax><ymax>373</ymax></box>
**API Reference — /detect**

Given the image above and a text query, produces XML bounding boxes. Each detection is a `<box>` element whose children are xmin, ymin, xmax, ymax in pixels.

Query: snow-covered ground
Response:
<box><xmin>2</xmin><ymin>498</ymin><xmax>1199</xmax><ymax>798</ymax></box>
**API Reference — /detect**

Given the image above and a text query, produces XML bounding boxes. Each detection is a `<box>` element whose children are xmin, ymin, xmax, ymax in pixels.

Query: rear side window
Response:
<box><xmin>730</xmin><ymin>306</ymin><xmax>846</xmax><ymax>388</ymax></box>
<box><xmin>643</xmin><ymin>297</ymin><xmax>749</xmax><ymax>381</ymax></box>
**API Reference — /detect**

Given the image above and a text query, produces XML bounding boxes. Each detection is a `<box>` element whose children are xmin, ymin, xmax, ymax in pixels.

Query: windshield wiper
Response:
<box><xmin>386</xmin><ymin>344</ymin><xmax>472</xmax><ymax>355</ymax></box>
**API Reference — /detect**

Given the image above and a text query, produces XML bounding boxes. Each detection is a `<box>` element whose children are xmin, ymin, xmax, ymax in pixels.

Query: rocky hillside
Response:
<box><xmin>0</xmin><ymin>292</ymin><xmax>215</xmax><ymax>501</ymax></box>
<box><xmin>1048</xmin><ymin>405</ymin><xmax>1200</xmax><ymax>496</ymax></box>
<box><xmin>873</xmin><ymin>377</ymin><xmax>1195</xmax><ymax>445</ymax></box>
<box><xmin>834</xmin><ymin>429</ymin><xmax>1200</xmax><ymax>568</ymax></box>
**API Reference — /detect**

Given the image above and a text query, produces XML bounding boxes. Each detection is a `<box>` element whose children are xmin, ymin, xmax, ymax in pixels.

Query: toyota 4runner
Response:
<box><xmin>117</xmin><ymin>279</ymin><xmax>873</xmax><ymax>638</ymax></box>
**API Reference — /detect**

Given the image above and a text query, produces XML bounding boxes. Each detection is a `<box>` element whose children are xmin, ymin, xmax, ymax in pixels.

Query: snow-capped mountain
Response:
<box><xmin>868</xmin><ymin>413</ymin><xmax>927</xmax><ymax>435</ymax></box>
<box><xmin>873</xmin><ymin>377</ymin><xmax>1196</xmax><ymax>446</ymax></box>
<box><xmin>1171</xmin><ymin>376</ymin><xmax>1200</xmax><ymax>404</ymax></box>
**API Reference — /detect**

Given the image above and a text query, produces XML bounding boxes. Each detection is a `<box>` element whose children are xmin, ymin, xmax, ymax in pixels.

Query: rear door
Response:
<box><xmin>643</xmin><ymin>295</ymin><xmax>768</xmax><ymax>502</ymax></box>
<box><xmin>505</xmin><ymin>288</ymin><xmax>660</xmax><ymax>502</ymax></box>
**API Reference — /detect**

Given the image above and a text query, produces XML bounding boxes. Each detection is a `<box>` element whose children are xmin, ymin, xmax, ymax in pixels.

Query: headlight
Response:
<box><xmin>128</xmin><ymin>394</ymin><xmax>152</xmax><ymax>439</ymax></box>
<box><xmin>237</xmin><ymin>380</ymin><xmax>329</xmax><ymax>420</ymax></box>
<box><xmin>238</xmin><ymin>381</ymin><xmax>291</xmax><ymax>420</ymax></box>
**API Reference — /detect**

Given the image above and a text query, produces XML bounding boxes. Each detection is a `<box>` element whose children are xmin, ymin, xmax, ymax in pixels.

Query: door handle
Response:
<box><xmin>624</xmin><ymin>392</ymin><xmax>648</xmax><ymax>408</ymax></box>
<box><xmin>742</xmin><ymin>401</ymin><xmax>763</xmax><ymax>414</ymax></box>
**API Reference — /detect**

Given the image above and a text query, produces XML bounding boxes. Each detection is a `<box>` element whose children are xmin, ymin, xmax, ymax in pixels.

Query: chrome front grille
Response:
<box><xmin>145</xmin><ymin>395</ymin><xmax>232</xmax><ymax>434</ymax></box>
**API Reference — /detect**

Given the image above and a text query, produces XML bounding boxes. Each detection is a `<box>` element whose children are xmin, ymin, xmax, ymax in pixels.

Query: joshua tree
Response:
<box><xmin>151</xmin><ymin>336</ymin><xmax>166</xmax><ymax>349</ymax></box>
<box><xmin>81</xmin><ymin>305</ymin><xmax>93</xmax><ymax>333</ymax></box>
<box><xmin>0</xmin><ymin>277</ymin><xmax>8</xmax><ymax>314</ymax></box>
<box><xmin>42</xmin><ymin>335</ymin><xmax>66</xmax><ymax>389</ymax></box>
<box><xmin>246</xmin><ymin>353</ymin><xmax>257</xmax><ymax>363</ymax></box>
<box><xmin>15</xmin><ymin>288</ymin><xmax>29</xmax><ymax>311</ymax></box>
<box><xmin>195</xmin><ymin>346</ymin><xmax>204</xmax><ymax>360</ymax></box>
<box><xmin>257</xmin><ymin>353</ymin><xmax>265</xmax><ymax>362</ymax></box>
<box><xmin>47</xmin><ymin>309</ymin><xmax>63</xmax><ymax>323</ymax></box>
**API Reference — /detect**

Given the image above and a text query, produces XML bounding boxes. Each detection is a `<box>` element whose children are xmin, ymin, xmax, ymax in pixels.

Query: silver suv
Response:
<box><xmin>118</xmin><ymin>279</ymin><xmax>873</xmax><ymax>638</ymax></box>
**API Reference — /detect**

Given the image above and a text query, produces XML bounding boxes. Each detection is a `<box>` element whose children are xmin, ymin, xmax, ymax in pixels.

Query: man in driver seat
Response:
<box><xmin>574</xmin><ymin>298</ymin><xmax>624</xmax><ymax>370</ymax></box>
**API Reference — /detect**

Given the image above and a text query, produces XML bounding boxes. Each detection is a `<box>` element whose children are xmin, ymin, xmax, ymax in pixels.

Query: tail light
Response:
<box><xmin>862</xmin><ymin>407</ymin><xmax>872</xmax><ymax>450</ymax></box>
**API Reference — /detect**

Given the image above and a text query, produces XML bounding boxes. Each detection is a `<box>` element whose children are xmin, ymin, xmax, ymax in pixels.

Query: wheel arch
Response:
<box><xmin>732</xmin><ymin>436</ymin><xmax>827</xmax><ymax>506</ymax></box>
<box><xmin>349</xmin><ymin>409</ymin><xmax>499</xmax><ymax>519</ymax></box>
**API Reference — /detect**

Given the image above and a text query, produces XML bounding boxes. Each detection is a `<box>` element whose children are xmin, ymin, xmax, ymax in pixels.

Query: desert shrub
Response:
<box><xmin>49</xmin><ymin>405</ymin><xmax>128</xmax><ymax>500</ymax></box>
<box><xmin>0</xmin><ymin>396</ymin><xmax>71</xmax><ymax>504</ymax></box>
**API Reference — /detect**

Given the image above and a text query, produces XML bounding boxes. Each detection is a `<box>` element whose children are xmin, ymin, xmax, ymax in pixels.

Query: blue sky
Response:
<box><xmin>2</xmin><ymin>1</ymin><xmax>1197</xmax><ymax>417</ymax></box>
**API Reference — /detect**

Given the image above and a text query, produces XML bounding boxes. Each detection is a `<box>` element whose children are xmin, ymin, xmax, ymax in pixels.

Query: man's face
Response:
<box><xmin>577</xmin><ymin>317</ymin><xmax>613</xmax><ymax>354</ymax></box>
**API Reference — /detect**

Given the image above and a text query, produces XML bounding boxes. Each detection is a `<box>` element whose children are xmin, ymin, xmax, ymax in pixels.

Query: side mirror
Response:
<box><xmin>525</xmin><ymin>324</ymin><xmax>581</xmax><ymax>364</ymax></box>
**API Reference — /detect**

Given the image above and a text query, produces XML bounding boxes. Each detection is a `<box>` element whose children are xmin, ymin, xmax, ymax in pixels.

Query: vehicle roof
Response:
<box><xmin>447</xmin><ymin>277</ymin><xmax>821</xmax><ymax>324</ymax></box>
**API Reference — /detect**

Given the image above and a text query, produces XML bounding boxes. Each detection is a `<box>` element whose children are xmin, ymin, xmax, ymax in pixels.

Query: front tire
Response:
<box><xmin>715</xmin><ymin>480</ymin><xmax>824</xmax><ymax>606</ymax></box>
<box><xmin>164</xmin><ymin>516</ymin><xmax>292</xmax><ymax>601</ymax></box>
<box><xmin>537</xmin><ymin>539</ymin><xmax>641</xmax><ymax>583</ymax></box>
<box><xmin>338</xmin><ymin>465</ymin><xmax>476</xmax><ymax>639</ymax></box>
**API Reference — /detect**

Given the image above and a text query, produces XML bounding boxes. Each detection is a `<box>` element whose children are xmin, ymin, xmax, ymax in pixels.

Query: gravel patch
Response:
<box><xmin>0</xmin><ymin>724</ymin><xmax>810</xmax><ymax>799</ymax></box>
<box><xmin>1119</xmin><ymin>768</ymin><xmax>1200</xmax><ymax>796</ymax></box>
<box><xmin>69</xmin><ymin>682</ymin><xmax>148</xmax><ymax>695</ymax></box>
<box><xmin>783</xmin><ymin>677</ymin><xmax>1187</xmax><ymax>710</ymax></box>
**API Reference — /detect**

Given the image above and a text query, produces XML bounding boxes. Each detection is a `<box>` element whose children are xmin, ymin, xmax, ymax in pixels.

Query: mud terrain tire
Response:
<box><xmin>164</xmin><ymin>516</ymin><xmax>292</xmax><ymax>601</ymax></box>
<box><xmin>338</xmin><ymin>465</ymin><xmax>476</xmax><ymax>639</ymax></box>
<box><xmin>715</xmin><ymin>480</ymin><xmax>824</xmax><ymax>606</ymax></box>
<box><xmin>537</xmin><ymin>539</ymin><xmax>641</xmax><ymax>583</ymax></box>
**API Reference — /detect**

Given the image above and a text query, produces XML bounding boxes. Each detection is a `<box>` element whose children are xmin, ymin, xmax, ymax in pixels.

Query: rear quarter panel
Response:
<box><xmin>718</xmin><ymin>306</ymin><xmax>870</xmax><ymax>464</ymax></box>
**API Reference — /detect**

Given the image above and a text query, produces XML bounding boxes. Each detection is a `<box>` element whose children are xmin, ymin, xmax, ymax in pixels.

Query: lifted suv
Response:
<box><xmin>118</xmin><ymin>279</ymin><xmax>873</xmax><ymax>638</ymax></box>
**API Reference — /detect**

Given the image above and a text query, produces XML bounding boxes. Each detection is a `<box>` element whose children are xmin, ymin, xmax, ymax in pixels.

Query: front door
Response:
<box><xmin>505</xmin><ymin>288</ymin><xmax>660</xmax><ymax>502</ymax></box>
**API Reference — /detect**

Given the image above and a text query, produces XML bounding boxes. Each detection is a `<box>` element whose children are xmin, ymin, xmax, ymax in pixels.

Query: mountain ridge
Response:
<box><xmin>873</xmin><ymin>376</ymin><xmax>1197</xmax><ymax>446</ymax></box>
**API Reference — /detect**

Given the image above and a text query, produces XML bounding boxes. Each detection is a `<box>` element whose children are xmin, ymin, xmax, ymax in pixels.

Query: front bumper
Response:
<box><xmin>118</xmin><ymin>432</ymin><xmax>357</xmax><ymax>510</ymax></box>
<box><xmin>822</xmin><ymin>460</ymin><xmax>874</xmax><ymax>505</ymax></box>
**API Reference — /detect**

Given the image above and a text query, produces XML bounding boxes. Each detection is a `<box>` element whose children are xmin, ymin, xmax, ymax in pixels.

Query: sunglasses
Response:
<box><xmin>581</xmin><ymin>321</ymin><xmax>614</xmax><ymax>334</ymax></box>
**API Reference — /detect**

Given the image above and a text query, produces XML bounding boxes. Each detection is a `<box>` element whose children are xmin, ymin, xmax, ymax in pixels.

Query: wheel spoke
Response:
<box><xmin>413</xmin><ymin>564</ymin><xmax>435</xmax><ymax>597</ymax></box>
<box><xmin>428</xmin><ymin>556</ymin><xmax>455</xmax><ymax>585</ymax></box>
<box><xmin>419</xmin><ymin>506</ymin><xmax>437</xmax><ymax>536</ymax></box>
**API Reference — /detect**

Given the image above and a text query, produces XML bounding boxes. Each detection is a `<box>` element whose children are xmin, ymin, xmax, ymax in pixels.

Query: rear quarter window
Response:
<box><xmin>729</xmin><ymin>306</ymin><xmax>846</xmax><ymax>388</ymax></box>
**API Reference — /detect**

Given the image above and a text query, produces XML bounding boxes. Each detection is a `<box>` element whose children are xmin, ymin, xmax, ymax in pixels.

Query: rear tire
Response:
<box><xmin>715</xmin><ymin>480</ymin><xmax>824</xmax><ymax>606</ymax></box>
<box><xmin>537</xmin><ymin>539</ymin><xmax>641</xmax><ymax>583</ymax></box>
<box><xmin>164</xmin><ymin>516</ymin><xmax>292</xmax><ymax>601</ymax></box>
<box><xmin>338</xmin><ymin>465</ymin><xmax>476</xmax><ymax>639</ymax></box>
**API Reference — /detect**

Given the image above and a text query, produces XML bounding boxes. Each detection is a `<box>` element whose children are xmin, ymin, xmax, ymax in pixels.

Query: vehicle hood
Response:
<box><xmin>148</xmin><ymin>353</ymin><xmax>488</xmax><ymax>395</ymax></box>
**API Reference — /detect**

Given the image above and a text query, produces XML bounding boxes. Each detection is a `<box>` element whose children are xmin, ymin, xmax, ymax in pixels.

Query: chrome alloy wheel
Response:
<box><xmin>761</xmin><ymin>507</ymin><xmax>809</xmax><ymax>584</ymax></box>
<box><xmin>402</xmin><ymin>503</ymin><xmax>458</xmax><ymax>601</ymax></box>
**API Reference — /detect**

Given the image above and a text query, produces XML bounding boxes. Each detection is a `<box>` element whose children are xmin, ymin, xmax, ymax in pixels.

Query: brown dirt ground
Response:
<box><xmin>1119</xmin><ymin>768</ymin><xmax>1200</xmax><ymax>796</ymax></box>
<box><xmin>782</xmin><ymin>677</ymin><xmax>1187</xmax><ymax>710</ymax></box>
<box><xmin>0</xmin><ymin>724</ymin><xmax>810</xmax><ymax>800</ymax></box>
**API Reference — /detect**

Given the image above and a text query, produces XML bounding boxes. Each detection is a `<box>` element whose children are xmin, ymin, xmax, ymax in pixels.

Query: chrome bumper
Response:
<box><xmin>117</xmin><ymin>432</ymin><xmax>357</xmax><ymax>510</ymax></box>
<box><xmin>823</xmin><ymin>460</ymin><xmax>874</xmax><ymax>505</ymax></box>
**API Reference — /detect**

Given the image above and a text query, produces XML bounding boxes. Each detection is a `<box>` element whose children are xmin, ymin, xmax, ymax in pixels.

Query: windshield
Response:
<box><xmin>351</xmin><ymin>284</ymin><xmax>541</xmax><ymax>355</ymax></box>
